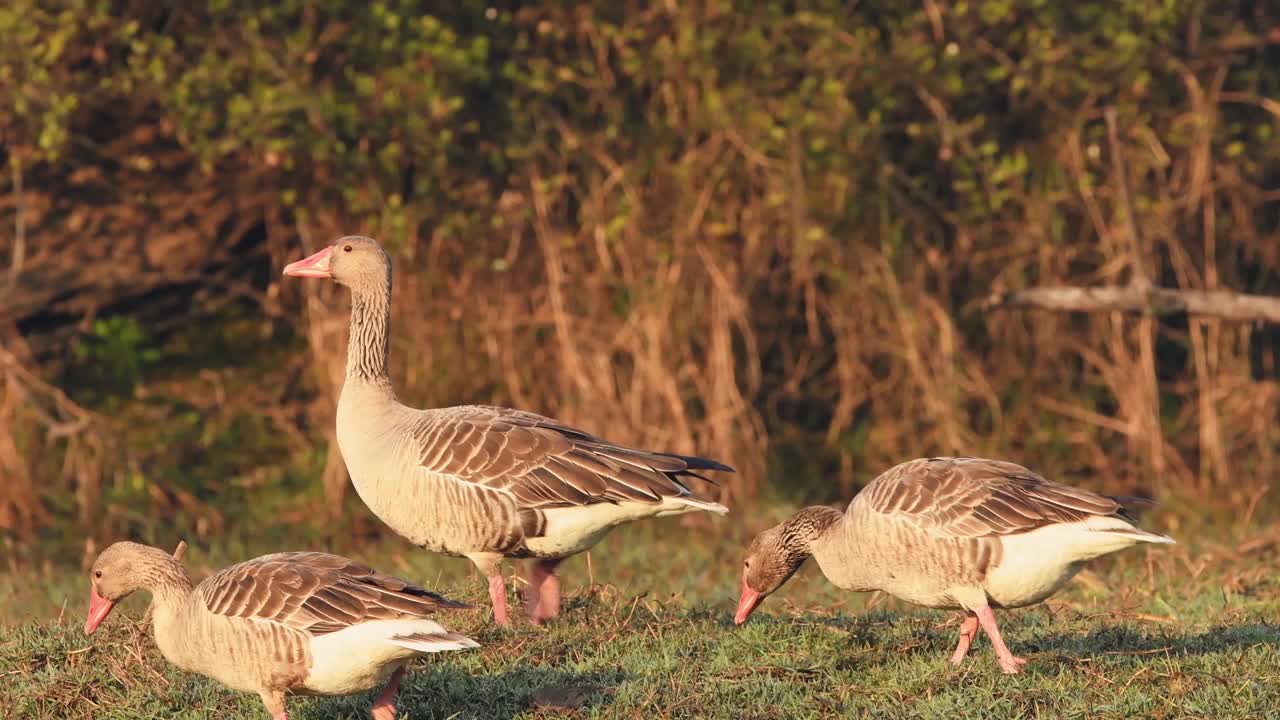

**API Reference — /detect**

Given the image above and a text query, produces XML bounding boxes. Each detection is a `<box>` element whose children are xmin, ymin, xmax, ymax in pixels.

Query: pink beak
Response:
<box><xmin>85</xmin><ymin>586</ymin><xmax>115</xmax><ymax>635</ymax></box>
<box><xmin>734</xmin><ymin>575</ymin><xmax>764</xmax><ymax>625</ymax></box>
<box><xmin>282</xmin><ymin>246</ymin><xmax>333</xmax><ymax>278</ymax></box>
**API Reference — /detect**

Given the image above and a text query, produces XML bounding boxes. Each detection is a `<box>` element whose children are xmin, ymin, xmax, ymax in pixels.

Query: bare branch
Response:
<box><xmin>1105</xmin><ymin>108</ymin><xmax>1151</xmax><ymax>290</ymax></box>
<box><xmin>7</xmin><ymin>157</ymin><xmax>25</xmax><ymax>291</ymax></box>
<box><xmin>986</xmin><ymin>285</ymin><xmax>1280</xmax><ymax>324</ymax></box>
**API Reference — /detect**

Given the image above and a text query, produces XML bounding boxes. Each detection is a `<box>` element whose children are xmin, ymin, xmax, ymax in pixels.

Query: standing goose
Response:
<box><xmin>283</xmin><ymin>236</ymin><xmax>732</xmax><ymax>626</ymax></box>
<box><xmin>734</xmin><ymin>457</ymin><xmax>1174</xmax><ymax>673</ymax></box>
<box><xmin>84</xmin><ymin>542</ymin><xmax>478</xmax><ymax>719</ymax></box>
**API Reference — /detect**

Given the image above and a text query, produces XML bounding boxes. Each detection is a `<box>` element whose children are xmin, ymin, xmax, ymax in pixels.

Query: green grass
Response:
<box><xmin>4</xmin><ymin>511</ymin><xmax>1280</xmax><ymax>719</ymax></box>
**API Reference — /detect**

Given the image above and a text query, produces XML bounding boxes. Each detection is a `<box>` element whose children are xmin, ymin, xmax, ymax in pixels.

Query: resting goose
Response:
<box><xmin>734</xmin><ymin>457</ymin><xmax>1175</xmax><ymax>673</ymax></box>
<box><xmin>283</xmin><ymin>236</ymin><xmax>732</xmax><ymax>626</ymax></box>
<box><xmin>84</xmin><ymin>542</ymin><xmax>478</xmax><ymax>719</ymax></box>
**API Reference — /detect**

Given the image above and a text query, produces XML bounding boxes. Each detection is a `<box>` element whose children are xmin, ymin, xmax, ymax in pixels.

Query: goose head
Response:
<box><xmin>734</xmin><ymin>523</ymin><xmax>809</xmax><ymax>624</ymax></box>
<box><xmin>282</xmin><ymin>235</ymin><xmax>390</xmax><ymax>290</ymax></box>
<box><xmin>85</xmin><ymin>542</ymin><xmax>160</xmax><ymax>634</ymax></box>
<box><xmin>734</xmin><ymin>506</ymin><xmax>842</xmax><ymax>624</ymax></box>
<box><xmin>85</xmin><ymin>542</ymin><xmax>190</xmax><ymax>635</ymax></box>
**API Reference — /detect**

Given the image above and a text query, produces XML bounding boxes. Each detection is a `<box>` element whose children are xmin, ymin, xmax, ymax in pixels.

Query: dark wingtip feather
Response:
<box><xmin>401</xmin><ymin>584</ymin><xmax>473</xmax><ymax>610</ymax></box>
<box><xmin>667</xmin><ymin>453</ymin><xmax>736</xmax><ymax>473</ymax></box>
<box><xmin>1111</xmin><ymin>494</ymin><xmax>1156</xmax><ymax>508</ymax></box>
<box><xmin>678</xmin><ymin>470</ymin><xmax>714</xmax><ymax>484</ymax></box>
<box><xmin>1109</xmin><ymin>494</ymin><xmax>1157</xmax><ymax>521</ymax></box>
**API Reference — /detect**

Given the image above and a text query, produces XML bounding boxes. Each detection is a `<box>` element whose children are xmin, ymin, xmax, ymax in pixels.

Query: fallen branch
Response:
<box><xmin>986</xmin><ymin>285</ymin><xmax>1280</xmax><ymax>324</ymax></box>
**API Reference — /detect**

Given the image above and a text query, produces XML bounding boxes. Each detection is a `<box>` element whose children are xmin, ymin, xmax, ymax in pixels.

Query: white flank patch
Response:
<box><xmin>304</xmin><ymin>619</ymin><xmax>478</xmax><ymax>696</ymax></box>
<box><xmin>985</xmin><ymin>516</ymin><xmax>1173</xmax><ymax>609</ymax></box>
<box><xmin>525</xmin><ymin>496</ymin><xmax>721</xmax><ymax>556</ymax></box>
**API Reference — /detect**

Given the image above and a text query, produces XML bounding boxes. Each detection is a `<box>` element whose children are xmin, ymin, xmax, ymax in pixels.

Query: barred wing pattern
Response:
<box><xmin>857</xmin><ymin>457</ymin><xmax>1136</xmax><ymax>538</ymax></box>
<box><xmin>413</xmin><ymin>405</ymin><xmax>732</xmax><ymax>510</ymax></box>
<box><xmin>196</xmin><ymin>552</ymin><xmax>470</xmax><ymax>636</ymax></box>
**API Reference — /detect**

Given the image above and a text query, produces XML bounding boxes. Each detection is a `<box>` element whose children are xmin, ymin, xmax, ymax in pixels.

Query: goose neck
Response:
<box><xmin>144</xmin><ymin>556</ymin><xmax>193</xmax><ymax>604</ymax></box>
<box><xmin>142</xmin><ymin>558</ymin><xmax>195</xmax><ymax>640</ymax></box>
<box><xmin>346</xmin><ymin>279</ymin><xmax>392</xmax><ymax>383</ymax></box>
<box><xmin>784</xmin><ymin>505</ymin><xmax>844</xmax><ymax>556</ymax></box>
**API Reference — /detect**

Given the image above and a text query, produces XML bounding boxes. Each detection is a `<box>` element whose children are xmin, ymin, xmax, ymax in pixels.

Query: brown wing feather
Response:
<box><xmin>857</xmin><ymin>457</ymin><xmax>1131</xmax><ymax>538</ymax></box>
<box><xmin>413</xmin><ymin>405</ymin><xmax>732</xmax><ymax>511</ymax></box>
<box><xmin>196</xmin><ymin>552</ymin><xmax>470</xmax><ymax>636</ymax></box>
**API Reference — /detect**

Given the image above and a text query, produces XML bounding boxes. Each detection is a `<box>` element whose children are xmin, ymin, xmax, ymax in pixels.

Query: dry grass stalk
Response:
<box><xmin>0</xmin><ymin>331</ymin><xmax>103</xmax><ymax>536</ymax></box>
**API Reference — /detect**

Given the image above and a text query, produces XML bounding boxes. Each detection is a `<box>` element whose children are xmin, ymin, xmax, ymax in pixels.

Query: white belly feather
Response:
<box><xmin>984</xmin><ymin>516</ymin><xmax>1172</xmax><ymax>608</ymax></box>
<box><xmin>302</xmin><ymin>619</ymin><xmax>478</xmax><ymax>696</ymax></box>
<box><xmin>523</xmin><ymin>497</ymin><xmax>714</xmax><ymax>557</ymax></box>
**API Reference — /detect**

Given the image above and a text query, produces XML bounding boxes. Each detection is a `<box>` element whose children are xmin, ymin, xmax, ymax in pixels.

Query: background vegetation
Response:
<box><xmin>1</xmin><ymin>1</ymin><xmax>1278</xmax><ymax>570</ymax></box>
<box><xmin>3</xmin><ymin>2</ymin><xmax>1279</xmax><ymax>717</ymax></box>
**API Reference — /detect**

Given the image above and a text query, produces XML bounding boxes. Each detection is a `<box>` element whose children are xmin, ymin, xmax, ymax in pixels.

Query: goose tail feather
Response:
<box><xmin>389</xmin><ymin>631</ymin><xmax>481</xmax><ymax>653</ymax></box>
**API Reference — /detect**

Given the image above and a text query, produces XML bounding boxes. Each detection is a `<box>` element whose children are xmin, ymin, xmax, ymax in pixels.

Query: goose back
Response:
<box><xmin>853</xmin><ymin>457</ymin><xmax>1135</xmax><ymax>536</ymax></box>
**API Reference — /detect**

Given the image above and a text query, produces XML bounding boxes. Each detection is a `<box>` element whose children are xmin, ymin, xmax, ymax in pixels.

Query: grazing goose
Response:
<box><xmin>734</xmin><ymin>457</ymin><xmax>1175</xmax><ymax>673</ymax></box>
<box><xmin>283</xmin><ymin>236</ymin><xmax>732</xmax><ymax>626</ymax></box>
<box><xmin>84</xmin><ymin>542</ymin><xmax>478</xmax><ymax>719</ymax></box>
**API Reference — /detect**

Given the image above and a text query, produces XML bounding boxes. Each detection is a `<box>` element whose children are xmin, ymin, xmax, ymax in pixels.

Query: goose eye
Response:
<box><xmin>343</xmin><ymin>244</ymin><xmax>353</xmax><ymax>252</ymax></box>
<box><xmin>94</xmin><ymin>570</ymin><xmax>102</xmax><ymax>579</ymax></box>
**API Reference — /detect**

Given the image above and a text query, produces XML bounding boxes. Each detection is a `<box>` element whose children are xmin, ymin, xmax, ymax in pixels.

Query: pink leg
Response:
<box><xmin>974</xmin><ymin>605</ymin><xmax>1028</xmax><ymax>674</ymax></box>
<box><xmin>948</xmin><ymin>613</ymin><xmax>980</xmax><ymax>665</ymax></box>
<box><xmin>525</xmin><ymin>558</ymin><xmax>563</xmax><ymax>624</ymax></box>
<box><xmin>260</xmin><ymin>690</ymin><xmax>288</xmax><ymax>719</ymax></box>
<box><xmin>371</xmin><ymin>664</ymin><xmax>406</xmax><ymax>720</ymax></box>
<box><xmin>488</xmin><ymin>573</ymin><xmax>510</xmax><ymax>627</ymax></box>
